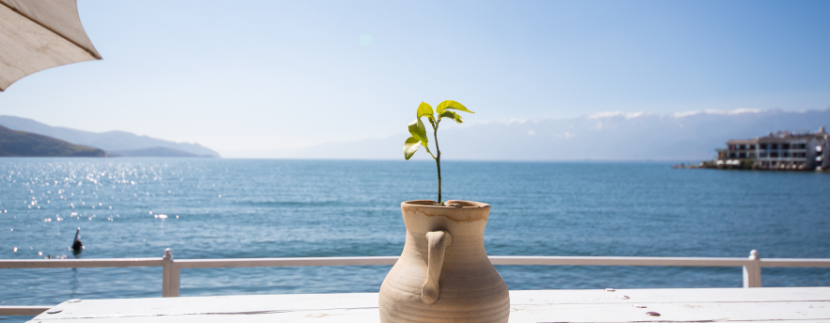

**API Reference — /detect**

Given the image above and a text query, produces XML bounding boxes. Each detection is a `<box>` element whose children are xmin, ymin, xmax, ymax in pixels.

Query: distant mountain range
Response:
<box><xmin>0</xmin><ymin>116</ymin><xmax>220</xmax><ymax>158</ymax></box>
<box><xmin>257</xmin><ymin>108</ymin><xmax>830</xmax><ymax>161</ymax></box>
<box><xmin>109</xmin><ymin>147</ymin><xmax>208</xmax><ymax>157</ymax></box>
<box><xmin>3</xmin><ymin>109</ymin><xmax>827</xmax><ymax>160</ymax></box>
<box><xmin>0</xmin><ymin>125</ymin><xmax>106</xmax><ymax>157</ymax></box>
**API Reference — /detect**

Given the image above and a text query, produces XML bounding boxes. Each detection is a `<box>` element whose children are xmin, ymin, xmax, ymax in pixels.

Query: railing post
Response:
<box><xmin>171</xmin><ymin>263</ymin><xmax>180</xmax><ymax>297</ymax></box>
<box><xmin>743</xmin><ymin>249</ymin><xmax>761</xmax><ymax>288</ymax></box>
<box><xmin>162</xmin><ymin>248</ymin><xmax>173</xmax><ymax>297</ymax></box>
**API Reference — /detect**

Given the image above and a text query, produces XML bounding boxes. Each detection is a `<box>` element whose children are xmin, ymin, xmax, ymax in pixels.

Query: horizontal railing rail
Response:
<box><xmin>0</xmin><ymin>258</ymin><xmax>163</xmax><ymax>269</ymax></box>
<box><xmin>2</xmin><ymin>249</ymin><xmax>830</xmax><ymax>316</ymax></box>
<box><xmin>174</xmin><ymin>256</ymin><xmax>400</xmax><ymax>268</ymax></box>
<box><xmin>488</xmin><ymin>256</ymin><xmax>755</xmax><ymax>267</ymax></box>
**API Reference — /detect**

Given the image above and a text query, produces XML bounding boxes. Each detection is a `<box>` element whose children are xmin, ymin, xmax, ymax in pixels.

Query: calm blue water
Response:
<box><xmin>2</xmin><ymin>158</ymin><xmax>830</xmax><ymax>321</ymax></box>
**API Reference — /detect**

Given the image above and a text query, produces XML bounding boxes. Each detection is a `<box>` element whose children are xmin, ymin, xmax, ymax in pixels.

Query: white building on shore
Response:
<box><xmin>718</xmin><ymin>126</ymin><xmax>829</xmax><ymax>170</ymax></box>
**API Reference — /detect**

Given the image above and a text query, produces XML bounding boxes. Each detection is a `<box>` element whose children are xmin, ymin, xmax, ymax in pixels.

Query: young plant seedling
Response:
<box><xmin>403</xmin><ymin>100</ymin><xmax>474</xmax><ymax>205</ymax></box>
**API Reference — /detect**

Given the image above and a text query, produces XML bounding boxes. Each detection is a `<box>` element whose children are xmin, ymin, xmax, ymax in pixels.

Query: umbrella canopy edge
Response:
<box><xmin>0</xmin><ymin>0</ymin><xmax>101</xmax><ymax>91</ymax></box>
<box><xmin>0</xmin><ymin>0</ymin><xmax>101</xmax><ymax>59</ymax></box>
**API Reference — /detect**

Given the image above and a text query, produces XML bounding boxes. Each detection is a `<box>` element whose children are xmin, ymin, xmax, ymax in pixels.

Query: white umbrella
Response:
<box><xmin>0</xmin><ymin>0</ymin><xmax>101</xmax><ymax>91</ymax></box>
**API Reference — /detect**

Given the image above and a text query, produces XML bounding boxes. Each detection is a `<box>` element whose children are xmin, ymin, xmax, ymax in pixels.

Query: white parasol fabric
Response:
<box><xmin>0</xmin><ymin>0</ymin><xmax>101</xmax><ymax>91</ymax></box>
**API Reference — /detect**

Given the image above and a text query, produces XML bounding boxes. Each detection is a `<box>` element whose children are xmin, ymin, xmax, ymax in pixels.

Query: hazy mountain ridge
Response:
<box><xmin>0</xmin><ymin>125</ymin><xmax>106</xmax><ymax>157</ymax></box>
<box><xmin>0</xmin><ymin>116</ymin><xmax>220</xmax><ymax>157</ymax></box>
<box><xmin>4</xmin><ymin>109</ymin><xmax>826</xmax><ymax>160</ymax></box>
<box><xmin>266</xmin><ymin>108</ymin><xmax>830</xmax><ymax>161</ymax></box>
<box><xmin>110</xmin><ymin>147</ymin><xmax>211</xmax><ymax>157</ymax></box>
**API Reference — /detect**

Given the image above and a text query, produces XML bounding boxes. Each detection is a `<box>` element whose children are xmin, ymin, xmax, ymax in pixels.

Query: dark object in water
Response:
<box><xmin>71</xmin><ymin>227</ymin><xmax>83</xmax><ymax>252</ymax></box>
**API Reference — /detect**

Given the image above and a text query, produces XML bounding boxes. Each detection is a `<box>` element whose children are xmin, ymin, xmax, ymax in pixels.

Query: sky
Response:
<box><xmin>1</xmin><ymin>0</ymin><xmax>829</xmax><ymax>157</ymax></box>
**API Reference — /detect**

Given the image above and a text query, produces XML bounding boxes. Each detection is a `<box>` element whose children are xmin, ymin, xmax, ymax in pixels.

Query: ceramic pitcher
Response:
<box><xmin>378</xmin><ymin>200</ymin><xmax>510</xmax><ymax>323</ymax></box>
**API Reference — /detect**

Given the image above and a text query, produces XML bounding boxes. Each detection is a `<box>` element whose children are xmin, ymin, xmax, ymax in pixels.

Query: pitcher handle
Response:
<box><xmin>422</xmin><ymin>230</ymin><xmax>452</xmax><ymax>304</ymax></box>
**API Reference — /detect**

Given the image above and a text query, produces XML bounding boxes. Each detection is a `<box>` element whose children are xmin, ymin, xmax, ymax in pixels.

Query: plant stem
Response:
<box><xmin>434</xmin><ymin>121</ymin><xmax>442</xmax><ymax>205</ymax></box>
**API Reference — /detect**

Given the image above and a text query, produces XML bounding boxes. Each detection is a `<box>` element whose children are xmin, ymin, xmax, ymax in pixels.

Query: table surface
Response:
<box><xmin>28</xmin><ymin>287</ymin><xmax>830</xmax><ymax>322</ymax></box>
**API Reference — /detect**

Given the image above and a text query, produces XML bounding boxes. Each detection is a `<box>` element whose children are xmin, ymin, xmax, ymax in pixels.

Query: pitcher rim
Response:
<box><xmin>402</xmin><ymin>200</ymin><xmax>490</xmax><ymax>209</ymax></box>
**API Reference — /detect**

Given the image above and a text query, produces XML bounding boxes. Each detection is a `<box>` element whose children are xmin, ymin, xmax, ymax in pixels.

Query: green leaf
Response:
<box><xmin>417</xmin><ymin>102</ymin><xmax>435</xmax><ymax>122</ymax></box>
<box><xmin>403</xmin><ymin>137</ymin><xmax>421</xmax><ymax>160</ymax></box>
<box><xmin>416</xmin><ymin>118</ymin><xmax>433</xmax><ymax>154</ymax></box>
<box><xmin>408</xmin><ymin>119</ymin><xmax>429</xmax><ymax>144</ymax></box>
<box><xmin>438</xmin><ymin>110</ymin><xmax>464</xmax><ymax>123</ymax></box>
<box><xmin>436</xmin><ymin>100</ymin><xmax>474</xmax><ymax>114</ymax></box>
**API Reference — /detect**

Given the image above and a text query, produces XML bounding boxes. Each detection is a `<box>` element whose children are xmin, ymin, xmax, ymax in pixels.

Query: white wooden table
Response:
<box><xmin>28</xmin><ymin>287</ymin><xmax>830</xmax><ymax>322</ymax></box>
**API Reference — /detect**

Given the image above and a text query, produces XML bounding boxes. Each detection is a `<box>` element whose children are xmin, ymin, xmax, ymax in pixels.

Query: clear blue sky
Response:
<box><xmin>2</xmin><ymin>0</ymin><xmax>829</xmax><ymax>156</ymax></box>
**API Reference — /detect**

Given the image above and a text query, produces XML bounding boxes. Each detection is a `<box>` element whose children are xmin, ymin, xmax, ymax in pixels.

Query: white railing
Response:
<box><xmin>2</xmin><ymin>249</ymin><xmax>830</xmax><ymax>316</ymax></box>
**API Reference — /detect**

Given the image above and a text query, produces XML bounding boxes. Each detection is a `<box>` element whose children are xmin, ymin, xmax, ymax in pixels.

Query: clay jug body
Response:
<box><xmin>379</xmin><ymin>200</ymin><xmax>510</xmax><ymax>323</ymax></box>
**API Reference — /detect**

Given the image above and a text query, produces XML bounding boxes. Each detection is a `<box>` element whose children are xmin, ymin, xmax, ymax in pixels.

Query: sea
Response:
<box><xmin>1</xmin><ymin>158</ymin><xmax>829</xmax><ymax>322</ymax></box>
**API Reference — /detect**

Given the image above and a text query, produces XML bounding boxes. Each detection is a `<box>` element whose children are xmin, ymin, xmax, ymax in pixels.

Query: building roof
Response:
<box><xmin>726</xmin><ymin>139</ymin><xmax>758</xmax><ymax>145</ymax></box>
<box><xmin>726</xmin><ymin>127</ymin><xmax>827</xmax><ymax>146</ymax></box>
